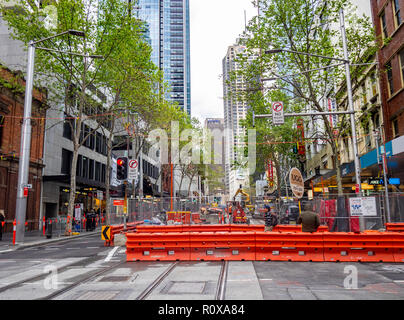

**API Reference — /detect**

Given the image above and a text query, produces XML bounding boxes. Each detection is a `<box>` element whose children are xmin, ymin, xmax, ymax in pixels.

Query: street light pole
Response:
<box><xmin>340</xmin><ymin>8</ymin><xmax>362</xmax><ymax>197</ymax></box>
<box><xmin>15</xmin><ymin>41</ymin><xmax>35</xmax><ymax>244</ymax></box>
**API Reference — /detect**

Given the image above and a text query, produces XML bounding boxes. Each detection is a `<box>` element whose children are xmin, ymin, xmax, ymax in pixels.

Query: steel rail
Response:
<box><xmin>135</xmin><ymin>261</ymin><xmax>179</xmax><ymax>300</ymax></box>
<box><xmin>215</xmin><ymin>261</ymin><xmax>229</xmax><ymax>300</ymax></box>
<box><xmin>39</xmin><ymin>260</ymin><xmax>127</xmax><ymax>300</ymax></box>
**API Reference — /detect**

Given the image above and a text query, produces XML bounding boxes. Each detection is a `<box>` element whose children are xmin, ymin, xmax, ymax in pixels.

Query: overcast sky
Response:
<box><xmin>190</xmin><ymin>0</ymin><xmax>257</xmax><ymax>124</ymax></box>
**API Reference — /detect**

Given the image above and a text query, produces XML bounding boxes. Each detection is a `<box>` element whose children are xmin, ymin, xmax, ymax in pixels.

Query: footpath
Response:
<box><xmin>0</xmin><ymin>228</ymin><xmax>101</xmax><ymax>254</ymax></box>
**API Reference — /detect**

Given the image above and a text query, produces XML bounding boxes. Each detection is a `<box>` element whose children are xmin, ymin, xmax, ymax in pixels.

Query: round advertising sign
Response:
<box><xmin>289</xmin><ymin>167</ymin><xmax>304</xmax><ymax>199</ymax></box>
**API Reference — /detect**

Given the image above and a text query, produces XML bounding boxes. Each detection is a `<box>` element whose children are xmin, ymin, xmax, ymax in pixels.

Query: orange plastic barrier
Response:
<box><xmin>385</xmin><ymin>223</ymin><xmax>404</xmax><ymax>232</ymax></box>
<box><xmin>183</xmin><ymin>224</ymin><xmax>231</xmax><ymax>233</ymax></box>
<box><xmin>272</xmin><ymin>225</ymin><xmax>329</xmax><ymax>233</ymax></box>
<box><xmin>322</xmin><ymin>232</ymin><xmax>396</xmax><ymax>262</ymax></box>
<box><xmin>191</xmin><ymin>212</ymin><xmax>202</xmax><ymax>224</ymax></box>
<box><xmin>189</xmin><ymin>232</ymin><xmax>255</xmax><ymax>261</ymax></box>
<box><xmin>391</xmin><ymin>232</ymin><xmax>404</xmax><ymax>263</ymax></box>
<box><xmin>126</xmin><ymin>232</ymin><xmax>190</xmax><ymax>261</ymax></box>
<box><xmin>166</xmin><ymin>211</ymin><xmax>191</xmax><ymax>224</ymax></box>
<box><xmin>136</xmin><ymin>225</ymin><xmax>184</xmax><ymax>233</ymax></box>
<box><xmin>104</xmin><ymin>221</ymin><xmax>143</xmax><ymax>246</ymax></box>
<box><xmin>230</xmin><ymin>225</ymin><xmax>265</xmax><ymax>232</ymax></box>
<box><xmin>255</xmin><ymin>232</ymin><xmax>324</xmax><ymax>261</ymax></box>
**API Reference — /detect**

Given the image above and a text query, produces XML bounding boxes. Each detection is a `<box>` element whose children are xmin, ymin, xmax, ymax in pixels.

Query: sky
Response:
<box><xmin>189</xmin><ymin>0</ymin><xmax>257</xmax><ymax>124</ymax></box>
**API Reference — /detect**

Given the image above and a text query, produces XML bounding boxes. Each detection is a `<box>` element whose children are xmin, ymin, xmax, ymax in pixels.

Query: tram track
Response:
<box><xmin>215</xmin><ymin>261</ymin><xmax>228</xmax><ymax>300</ymax></box>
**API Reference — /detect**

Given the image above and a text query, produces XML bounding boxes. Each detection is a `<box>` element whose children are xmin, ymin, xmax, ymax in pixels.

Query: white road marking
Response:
<box><xmin>104</xmin><ymin>246</ymin><xmax>120</xmax><ymax>262</ymax></box>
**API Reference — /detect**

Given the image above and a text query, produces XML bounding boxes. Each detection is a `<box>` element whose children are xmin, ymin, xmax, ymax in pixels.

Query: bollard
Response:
<box><xmin>42</xmin><ymin>217</ymin><xmax>46</xmax><ymax>236</ymax></box>
<box><xmin>12</xmin><ymin>219</ymin><xmax>16</xmax><ymax>245</ymax></box>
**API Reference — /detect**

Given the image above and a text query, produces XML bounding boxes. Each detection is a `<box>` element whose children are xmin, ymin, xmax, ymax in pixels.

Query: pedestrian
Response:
<box><xmin>90</xmin><ymin>209</ymin><xmax>96</xmax><ymax>231</ymax></box>
<box><xmin>297</xmin><ymin>202</ymin><xmax>320</xmax><ymax>232</ymax></box>
<box><xmin>0</xmin><ymin>210</ymin><xmax>5</xmax><ymax>241</ymax></box>
<box><xmin>264</xmin><ymin>208</ymin><xmax>278</xmax><ymax>232</ymax></box>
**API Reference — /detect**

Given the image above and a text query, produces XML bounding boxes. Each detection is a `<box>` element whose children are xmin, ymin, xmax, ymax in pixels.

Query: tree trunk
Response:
<box><xmin>66</xmin><ymin>144</ymin><xmax>79</xmax><ymax>236</ymax></box>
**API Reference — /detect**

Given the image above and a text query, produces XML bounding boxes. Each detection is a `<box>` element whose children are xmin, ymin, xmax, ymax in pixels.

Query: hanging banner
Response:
<box><xmin>297</xmin><ymin>118</ymin><xmax>305</xmax><ymax>156</ymax></box>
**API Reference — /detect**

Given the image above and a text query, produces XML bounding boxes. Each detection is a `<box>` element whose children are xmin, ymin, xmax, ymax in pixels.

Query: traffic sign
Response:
<box><xmin>289</xmin><ymin>167</ymin><xmax>304</xmax><ymax>199</ymax></box>
<box><xmin>128</xmin><ymin>159</ymin><xmax>138</xmax><ymax>180</ymax></box>
<box><xmin>101</xmin><ymin>226</ymin><xmax>111</xmax><ymax>240</ymax></box>
<box><xmin>272</xmin><ymin>101</ymin><xmax>284</xmax><ymax>125</ymax></box>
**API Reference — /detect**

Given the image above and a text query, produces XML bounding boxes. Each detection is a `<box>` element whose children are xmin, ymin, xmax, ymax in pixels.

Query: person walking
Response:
<box><xmin>297</xmin><ymin>202</ymin><xmax>320</xmax><ymax>232</ymax></box>
<box><xmin>264</xmin><ymin>207</ymin><xmax>278</xmax><ymax>231</ymax></box>
<box><xmin>0</xmin><ymin>210</ymin><xmax>5</xmax><ymax>240</ymax></box>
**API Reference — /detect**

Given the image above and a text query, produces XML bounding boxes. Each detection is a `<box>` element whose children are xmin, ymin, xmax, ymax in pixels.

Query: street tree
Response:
<box><xmin>235</xmin><ymin>0</ymin><xmax>376</xmax><ymax>195</ymax></box>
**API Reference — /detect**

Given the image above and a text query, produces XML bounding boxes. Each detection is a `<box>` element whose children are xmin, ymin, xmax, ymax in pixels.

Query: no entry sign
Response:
<box><xmin>128</xmin><ymin>159</ymin><xmax>138</xmax><ymax>180</ymax></box>
<box><xmin>272</xmin><ymin>101</ymin><xmax>284</xmax><ymax>125</ymax></box>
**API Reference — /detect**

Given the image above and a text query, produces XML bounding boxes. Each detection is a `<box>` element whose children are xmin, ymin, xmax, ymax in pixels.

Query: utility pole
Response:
<box><xmin>374</xmin><ymin>129</ymin><xmax>391</xmax><ymax>223</ymax></box>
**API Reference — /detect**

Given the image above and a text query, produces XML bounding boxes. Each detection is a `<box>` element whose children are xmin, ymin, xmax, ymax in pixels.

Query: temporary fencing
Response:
<box><xmin>126</xmin><ymin>224</ymin><xmax>404</xmax><ymax>262</ymax></box>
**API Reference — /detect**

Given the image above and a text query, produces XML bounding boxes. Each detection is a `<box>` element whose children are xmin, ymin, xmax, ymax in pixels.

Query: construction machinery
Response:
<box><xmin>228</xmin><ymin>185</ymin><xmax>252</xmax><ymax>224</ymax></box>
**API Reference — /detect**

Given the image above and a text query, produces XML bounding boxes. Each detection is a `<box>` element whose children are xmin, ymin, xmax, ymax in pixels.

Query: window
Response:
<box><xmin>393</xmin><ymin>0</ymin><xmax>402</xmax><ymax>27</ymax></box>
<box><xmin>393</xmin><ymin>118</ymin><xmax>399</xmax><ymax>138</ymax></box>
<box><xmin>82</xmin><ymin>157</ymin><xmax>88</xmax><ymax>179</ymax></box>
<box><xmin>400</xmin><ymin>50</ymin><xmax>404</xmax><ymax>86</ymax></box>
<box><xmin>381</xmin><ymin>12</ymin><xmax>388</xmax><ymax>39</ymax></box>
<box><xmin>371</xmin><ymin>73</ymin><xmax>378</xmax><ymax>96</ymax></box>
<box><xmin>95</xmin><ymin>161</ymin><xmax>101</xmax><ymax>181</ymax></box>
<box><xmin>96</xmin><ymin>132</ymin><xmax>102</xmax><ymax>153</ymax></box>
<box><xmin>61</xmin><ymin>149</ymin><xmax>73</xmax><ymax>174</ymax></box>
<box><xmin>63</xmin><ymin>114</ymin><xmax>74</xmax><ymax>140</ymax></box>
<box><xmin>0</xmin><ymin>115</ymin><xmax>4</xmax><ymax>149</ymax></box>
<box><xmin>386</xmin><ymin>62</ymin><xmax>394</xmax><ymax>96</ymax></box>
<box><xmin>101</xmin><ymin>164</ymin><xmax>106</xmax><ymax>183</ymax></box>
<box><xmin>89</xmin><ymin>159</ymin><xmax>94</xmax><ymax>180</ymax></box>
<box><xmin>76</xmin><ymin>155</ymin><xmax>82</xmax><ymax>177</ymax></box>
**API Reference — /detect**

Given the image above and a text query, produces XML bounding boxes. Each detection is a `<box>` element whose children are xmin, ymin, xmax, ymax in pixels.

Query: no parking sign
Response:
<box><xmin>272</xmin><ymin>101</ymin><xmax>284</xmax><ymax>125</ymax></box>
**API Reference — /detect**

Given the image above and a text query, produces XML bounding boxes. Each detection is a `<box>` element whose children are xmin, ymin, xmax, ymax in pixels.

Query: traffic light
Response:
<box><xmin>117</xmin><ymin>157</ymin><xmax>128</xmax><ymax>180</ymax></box>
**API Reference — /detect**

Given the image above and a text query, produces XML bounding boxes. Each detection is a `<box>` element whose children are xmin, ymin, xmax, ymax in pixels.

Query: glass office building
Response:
<box><xmin>135</xmin><ymin>0</ymin><xmax>191</xmax><ymax>115</ymax></box>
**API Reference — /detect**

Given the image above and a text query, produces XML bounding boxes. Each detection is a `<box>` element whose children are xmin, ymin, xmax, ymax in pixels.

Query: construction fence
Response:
<box><xmin>252</xmin><ymin>192</ymin><xmax>404</xmax><ymax>232</ymax></box>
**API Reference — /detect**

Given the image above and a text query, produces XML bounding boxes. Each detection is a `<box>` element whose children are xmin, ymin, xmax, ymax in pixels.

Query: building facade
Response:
<box><xmin>222</xmin><ymin>45</ymin><xmax>251</xmax><ymax>198</ymax></box>
<box><xmin>135</xmin><ymin>0</ymin><xmax>191</xmax><ymax>115</ymax></box>
<box><xmin>0</xmin><ymin>66</ymin><xmax>47</xmax><ymax>232</ymax></box>
<box><xmin>204</xmin><ymin>118</ymin><xmax>226</xmax><ymax>202</ymax></box>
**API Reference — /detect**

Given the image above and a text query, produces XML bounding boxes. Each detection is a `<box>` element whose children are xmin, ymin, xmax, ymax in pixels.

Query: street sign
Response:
<box><xmin>272</xmin><ymin>101</ymin><xmax>284</xmax><ymax>125</ymax></box>
<box><xmin>128</xmin><ymin>159</ymin><xmax>138</xmax><ymax>180</ymax></box>
<box><xmin>23</xmin><ymin>187</ymin><xmax>28</xmax><ymax>197</ymax></box>
<box><xmin>101</xmin><ymin>226</ymin><xmax>111</xmax><ymax>240</ymax></box>
<box><xmin>389</xmin><ymin>178</ymin><xmax>401</xmax><ymax>185</ymax></box>
<box><xmin>289</xmin><ymin>167</ymin><xmax>304</xmax><ymax>199</ymax></box>
<box><xmin>23</xmin><ymin>184</ymin><xmax>32</xmax><ymax>189</ymax></box>
<box><xmin>113</xmin><ymin>199</ymin><xmax>125</xmax><ymax>206</ymax></box>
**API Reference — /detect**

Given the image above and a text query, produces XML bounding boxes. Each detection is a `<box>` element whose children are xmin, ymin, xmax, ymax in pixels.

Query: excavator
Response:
<box><xmin>228</xmin><ymin>185</ymin><xmax>252</xmax><ymax>224</ymax></box>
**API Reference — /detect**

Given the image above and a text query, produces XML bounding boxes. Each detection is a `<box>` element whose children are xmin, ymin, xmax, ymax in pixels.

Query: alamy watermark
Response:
<box><xmin>343</xmin><ymin>265</ymin><xmax>358</xmax><ymax>290</ymax></box>
<box><xmin>43</xmin><ymin>265</ymin><xmax>58</xmax><ymax>290</ymax></box>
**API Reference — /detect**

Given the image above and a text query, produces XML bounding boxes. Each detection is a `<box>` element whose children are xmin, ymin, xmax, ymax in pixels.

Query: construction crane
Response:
<box><xmin>228</xmin><ymin>185</ymin><xmax>252</xmax><ymax>224</ymax></box>
<box><xmin>233</xmin><ymin>185</ymin><xmax>255</xmax><ymax>214</ymax></box>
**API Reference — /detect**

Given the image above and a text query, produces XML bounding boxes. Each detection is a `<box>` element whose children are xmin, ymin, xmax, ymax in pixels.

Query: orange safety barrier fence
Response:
<box><xmin>230</xmin><ymin>225</ymin><xmax>265</xmax><ymax>232</ymax></box>
<box><xmin>166</xmin><ymin>211</ymin><xmax>191</xmax><ymax>224</ymax></box>
<box><xmin>126</xmin><ymin>232</ymin><xmax>191</xmax><ymax>261</ymax></box>
<box><xmin>104</xmin><ymin>221</ymin><xmax>143</xmax><ymax>246</ymax></box>
<box><xmin>272</xmin><ymin>225</ymin><xmax>329</xmax><ymax>233</ymax></box>
<box><xmin>183</xmin><ymin>224</ymin><xmax>231</xmax><ymax>233</ymax></box>
<box><xmin>189</xmin><ymin>232</ymin><xmax>255</xmax><ymax>261</ymax></box>
<box><xmin>322</xmin><ymin>232</ymin><xmax>396</xmax><ymax>262</ymax></box>
<box><xmin>136</xmin><ymin>225</ymin><xmax>184</xmax><ymax>233</ymax></box>
<box><xmin>191</xmin><ymin>212</ymin><xmax>202</xmax><ymax>224</ymax></box>
<box><xmin>385</xmin><ymin>223</ymin><xmax>404</xmax><ymax>232</ymax></box>
<box><xmin>255</xmin><ymin>232</ymin><xmax>324</xmax><ymax>262</ymax></box>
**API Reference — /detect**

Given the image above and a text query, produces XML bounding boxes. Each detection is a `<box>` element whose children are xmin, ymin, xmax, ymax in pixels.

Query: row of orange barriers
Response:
<box><xmin>126</xmin><ymin>229</ymin><xmax>404</xmax><ymax>263</ymax></box>
<box><xmin>104</xmin><ymin>221</ymin><xmax>144</xmax><ymax>246</ymax></box>
<box><xmin>386</xmin><ymin>223</ymin><xmax>404</xmax><ymax>232</ymax></box>
<box><xmin>136</xmin><ymin>224</ymin><xmax>266</xmax><ymax>233</ymax></box>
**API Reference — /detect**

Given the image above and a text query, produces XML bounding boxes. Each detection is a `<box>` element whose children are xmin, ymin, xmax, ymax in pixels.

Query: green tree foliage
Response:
<box><xmin>232</xmin><ymin>0</ymin><xmax>376</xmax><ymax>195</ymax></box>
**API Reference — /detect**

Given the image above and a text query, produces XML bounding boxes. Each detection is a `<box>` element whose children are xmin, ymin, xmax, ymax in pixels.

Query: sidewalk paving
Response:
<box><xmin>0</xmin><ymin>228</ymin><xmax>101</xmax><ymax>254</ymax></box>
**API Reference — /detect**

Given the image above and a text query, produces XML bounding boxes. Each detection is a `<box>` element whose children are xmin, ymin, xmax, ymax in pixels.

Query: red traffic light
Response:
<box><xmin>117</xmin><ymin>159</ymin><xmax>125</xmax><ymax>166</ymax></box>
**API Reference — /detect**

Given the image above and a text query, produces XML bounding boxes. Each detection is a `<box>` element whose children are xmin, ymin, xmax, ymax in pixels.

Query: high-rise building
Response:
<box><xmin>204</xmin><ymin>118</ymin><xmax>225</xmax><ymax>200</ymax></box>
<box><xmin>135</xmin><ymin>0</ymin><xmax>191</xmax><ymax>115</ymax></box>
<box><xmin>222</xmin><ymin>45</ymin><xmax>251</xmax><ymax>198</ymax></box>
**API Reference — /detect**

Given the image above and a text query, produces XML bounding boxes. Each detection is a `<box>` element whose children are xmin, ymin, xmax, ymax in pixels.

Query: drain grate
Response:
<box><xmin>161</xmin><ymin>281</ymin><xmax>209</xmax><ymax>295</ymax></box>
<box><xmin>77</xmin><ymin>291</ymin><xmax>120</xmax><ymax>300</ymax></box>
